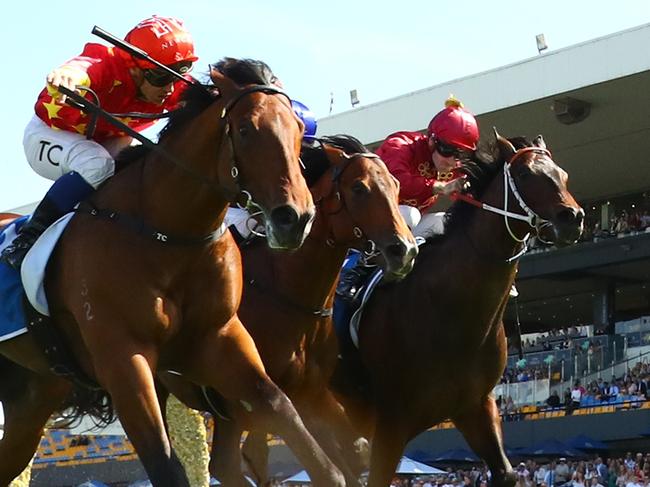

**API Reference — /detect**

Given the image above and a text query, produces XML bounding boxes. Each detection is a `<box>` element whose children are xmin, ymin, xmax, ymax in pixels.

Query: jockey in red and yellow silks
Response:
<box><xmin>1</xmin><ymin>15</ymin><xmax>198</xmax><ymax>270</ymax></box>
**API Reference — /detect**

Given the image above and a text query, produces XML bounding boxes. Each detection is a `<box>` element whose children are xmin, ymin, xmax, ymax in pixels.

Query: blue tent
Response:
<box><xmin>282</xmin><ymin>470</ymin><xmax>311</xmax><ymax>484</ymax></box>
<box><xmin>519</xmin><ymin>439</ymin><xmax>585</xmax><ymax>458</ymax></box>
<box><xmin>431</xmin><ymin>448</ymin><xmax>480</xmax><ymax>464</ymax></box>
<box><xmin>396</xmin><ymin>456</ymin><xmax>446</xmax><ymax>474</ymax></box>
<box><xmin>566</xmin><ymin>434</ymin><xmax>609</xmax><ymax>451</ymax></box>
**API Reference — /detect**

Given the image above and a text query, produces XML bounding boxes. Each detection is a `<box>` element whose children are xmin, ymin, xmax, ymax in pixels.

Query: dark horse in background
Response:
<box><xmin>160</xmin><ymin>135</ymin><xmax>418</xmax><ymax>486</ymax></box>
<box><xmin>327</xmin><ymin>132</ymin><xmax>585</xmax><ymax>487</ymax></box>
<box><xmin>0</xmin><ymin>59</ymin><xmax>348</xmax><ymax>487</ymax></box>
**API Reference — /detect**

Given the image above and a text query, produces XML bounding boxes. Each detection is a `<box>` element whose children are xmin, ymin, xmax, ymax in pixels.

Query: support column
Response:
<box><xmin>593</xmin><ymin>279</ymin><xmax>616</xmax><ymax>334</ymax></box>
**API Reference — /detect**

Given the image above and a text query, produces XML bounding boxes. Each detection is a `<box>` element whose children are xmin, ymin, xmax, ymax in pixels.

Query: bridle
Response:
<box><xmin>217</xmin><ymin>84</ymin><xmax>294</xmax><ymax>210</ymax></box>
<box><xmin>313</xmin><ymin>144</ymin><xmax>383</xmax><ymax>256</ymax></box>
<box><xmin>452</xmin><ymin>147</ymin><xmax>555</xmax><ymax>262</ymax></box>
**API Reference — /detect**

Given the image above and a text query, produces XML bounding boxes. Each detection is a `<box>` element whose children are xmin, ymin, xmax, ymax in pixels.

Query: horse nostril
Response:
<box><xmin>557</xmin><ymin>207</ymin><xmax>583</xmax><ymax>225</ymax></box>
<box><xmin>387</xmin><ymin>240</ymin><xmax>408</xmax><ymax>258</ymax></box>
<box><xmin>270</xmin><ymin>205</ymin><xmax>299</xmax><ymax>229</ymax></box>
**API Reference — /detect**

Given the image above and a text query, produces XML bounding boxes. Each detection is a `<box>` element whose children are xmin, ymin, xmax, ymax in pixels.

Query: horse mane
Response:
<box><xmin>212</xmin><ymin>57</ymin><xmax>280</xmax><ymax>86</ymax></box>
<box><xmin>115</xmin><ymin>57</ymin><xmax>280</xmax><ymax>170</ymax></box>
<box><xmin>441</xmin><ymin>136</ymin><xmax>536</xmax><ymax>236</ymax></box>
<box><xmin>300</xmin><ymin>134</ymin><xmax>371</xmax><ymax>187</ymax></box>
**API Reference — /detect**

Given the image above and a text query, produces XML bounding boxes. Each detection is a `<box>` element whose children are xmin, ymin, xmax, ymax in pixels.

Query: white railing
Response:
<box><xmin>494</xmin><ymin>379</ymin><xmax>550</xmax><ymax>407</ymax></box>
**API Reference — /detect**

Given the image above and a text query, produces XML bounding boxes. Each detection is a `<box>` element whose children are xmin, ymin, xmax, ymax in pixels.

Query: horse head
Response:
<box><xmin>305</xmin><ymin>135</ymin><xmax>418</xmax><ymax>280</ymax></box>
<box><xmin>209</xmin><ymin>59</ymin><xmax>314</xmax><ymax>250</ymax></box>
<box><xmin>493</xmin><ymin>129</ymin><xmax>584</xmax><ymax>246</ymax></box>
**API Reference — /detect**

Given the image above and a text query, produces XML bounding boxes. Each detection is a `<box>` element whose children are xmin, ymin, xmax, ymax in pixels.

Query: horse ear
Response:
<box><xmin>493</xmin><ymin>127</ymin><xmax>516</xmax><ymax>161</ymax></box>
<box><xmin>533</xmin><ymin>134</ymin><xmax>547</xmax><ymax>150</ymax></box>
<box><xmin>209</xmin><ymin>65</ymin><xmax>235</xmax><ymax>94</ymax></box>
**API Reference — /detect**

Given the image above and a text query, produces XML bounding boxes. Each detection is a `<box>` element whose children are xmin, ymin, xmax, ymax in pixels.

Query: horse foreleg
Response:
<box><xmin>453</xmin><ymin>395</ymin><xmax>516</xmax><ymax>487</ymax></box>
<box><xmin>241</xmin><ymin>429</ymin><xmax>270</xmax><ymax>486</ymax></box>
<box><xmin>209</xmin><ymin>416</ymin><xmax>248</xmax><ymax>487</ymax></box>
<box><xmin>302</xmin><ymin>391</ymin><xmax>367</xmax><ymax>487</ymax></box>
<box><xmin>187</xmin><ymin>317</ymin><xmax>345</xmax><ymax>487</ymax></box>
<box><xmin>91</xmin><ymin>342</ymin><xmax>189</xmax><ymax>487</ymax></box>
<box><xmin>0</xmin><ymin>364</ymin><xmax>70</xmax><ymax>486</ymax></box>
<box><xmin>366</xmin><ymin>414</ymin><xmax>409</xmax><ymax>487</ymax></box>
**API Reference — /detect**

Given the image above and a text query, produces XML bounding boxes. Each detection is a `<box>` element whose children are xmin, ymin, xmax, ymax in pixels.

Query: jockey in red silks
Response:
<box><xmin>1</xmin><ymin>16</ymin><xmax>199</xmax><ymax>270</ymax></box>
<box><xmin>376</xmin><ymin>96</ymin><xmax>479</xmax><ymax>239</ymax></box>
<box><xmin>225</xmin><ymin>99</ymin><xmax>318</xmax><ymax>242</ymax></box>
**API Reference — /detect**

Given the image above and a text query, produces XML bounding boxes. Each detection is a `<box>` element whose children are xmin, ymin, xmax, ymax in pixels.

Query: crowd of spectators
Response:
<box><xmin>558</xmin><ymin>361</ymin><xmax>650</xmax><ymax>413</ymax></box>
<box><xmin>526</xmin><ymin>204</ymin><xmax>650</xmax><ymax>254</ymax></box>
<box><xmin>506</xmin><ymin>328</ymin><xmax>588</xmax><ymax>358</ymax></box>
<box><xmin>495</xmin><ymin>361</ymin><xmax>650</xmax><ymax>420</ymax></box>
<box><xmin>382</xmin><ymin>453</ymin><xmax>650</xmax><ymax>487</ymax></box>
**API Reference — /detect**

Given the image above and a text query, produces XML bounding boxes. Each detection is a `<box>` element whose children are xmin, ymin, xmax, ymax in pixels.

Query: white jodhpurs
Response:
<box><xmin>22</xmin><ymin>115</ymin><xmax>132</xmax><ymax>188</ymax></box>
<box><xmin>398</xmin><ymin>204</ymin><xmax>446</xmax><ymax>239</ymax></box>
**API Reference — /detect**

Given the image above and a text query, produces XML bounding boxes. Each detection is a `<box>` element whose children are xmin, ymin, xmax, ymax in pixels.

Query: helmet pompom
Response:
<box><xmin>444</xmin><ymin>95</ymin><xmax>464</xmax><ymax>109</ymax></box>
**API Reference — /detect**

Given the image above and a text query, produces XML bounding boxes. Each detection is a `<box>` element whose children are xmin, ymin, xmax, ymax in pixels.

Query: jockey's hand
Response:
<box><xmin>46</xmin><ymin>67</ymin><xmax>89</xmax><ymax>104</ymax></box>
<box><xmin>433</xmin><ymin>177</ymin><xmax>467</xmax><ymax>196</ymax></box>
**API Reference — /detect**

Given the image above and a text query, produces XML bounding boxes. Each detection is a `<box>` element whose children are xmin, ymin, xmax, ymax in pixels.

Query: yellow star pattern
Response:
<box><xmin>73</xmin><ymin>123</ymin><xmax>87</xmax><ymax>135</ymax></box>
<box><xmin>42</xmin><ymin>99</ymin><xmax>63</xmax><ymax>121</ymax></box>
<box><xmin>109</xmin><ymin>79</ymin><xmax>122</xmax><ymax>94</ymax></box>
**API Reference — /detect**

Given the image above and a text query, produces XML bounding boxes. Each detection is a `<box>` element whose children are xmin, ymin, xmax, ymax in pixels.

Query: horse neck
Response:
<box><xmin>265</xmin><ymin>209</ymin><xmax>349</xmax><ymax>311</ymax></box>
<box><xmin>462</xmin><ymin>166</ymin><xmax>530</xmax><ymax>275</ymax></box>
<box><xmin>140</xmin><ymin>104</ymin><xmax>229</xmax><ymax>236</ymax></box>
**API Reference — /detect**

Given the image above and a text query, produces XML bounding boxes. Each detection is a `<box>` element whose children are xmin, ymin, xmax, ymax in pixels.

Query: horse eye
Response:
<box><xmin>238</xmin><ymin>125</ymin><xmax>249</xmax><ymax>137</ymax></box>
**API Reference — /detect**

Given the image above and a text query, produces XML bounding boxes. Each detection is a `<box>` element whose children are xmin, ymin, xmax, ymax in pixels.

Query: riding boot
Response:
<box><xmin>0</xmin><ymin>197</ymin><xmax>63</xmax><ymax>270</ymax></box>
<box><xmin>0</xmin><ymin>171</ymin><xmax>95</xmax><ymax>271</ymax></box>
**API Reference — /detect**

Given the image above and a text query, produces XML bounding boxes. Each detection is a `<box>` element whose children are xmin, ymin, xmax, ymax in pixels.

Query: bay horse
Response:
<box><xmin>0</xmin><ymin>58</ymin><xmax>348</xmax><ymax>487</ymax></box>
<box><xmin>326</xmin><ymin>132</ymin><xmax>584</xmax><ymax>487</ymax></box>
<box><xmin>159</xmin><ymin>135</ymin><xmax>418</xmax><ymax>486</ymax></box>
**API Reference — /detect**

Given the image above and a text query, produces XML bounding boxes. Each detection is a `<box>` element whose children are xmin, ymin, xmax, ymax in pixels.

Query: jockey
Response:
<box><xmin>225</xmin><ymin>99</ymin><xmax>318</xmax><ymax>242</ymax></box>
<box><xmin>1</xmin><ymin>15</ymin><xmax>198</xmax><ymax>270</ymax></box>
<box><xmin>376</xmin><ymin>96</ymin><xmax>479</xmax><ymax>239</ymax></box>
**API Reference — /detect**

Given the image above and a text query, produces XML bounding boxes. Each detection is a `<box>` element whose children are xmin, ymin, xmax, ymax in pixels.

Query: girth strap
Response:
<box><xmin>76</xmin><ymin>201</ymin><xmax>227</xmax><ymax>246</ymax></box>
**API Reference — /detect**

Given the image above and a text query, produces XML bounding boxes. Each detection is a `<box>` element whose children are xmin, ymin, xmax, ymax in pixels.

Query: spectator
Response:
<box><xmin>556</xmin><ymin>458</ymin><xmax>571</xmax><ymax>485</ymax></box>
<box><xmin>546</xmin><ymin>391</ymin><xmax>561</xmax><ymax>408</ymax></box>
<box><xmin>596</xmin><ymin>457</ymin><xmax>609</xmax><ymax>484</ymax></box>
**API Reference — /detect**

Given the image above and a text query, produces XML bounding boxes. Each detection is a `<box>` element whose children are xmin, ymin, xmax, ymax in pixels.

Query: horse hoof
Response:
<box><xmin>353</xmin><ymin>437</ymin><xmax>370</xmax><ymax>468</ymax></box>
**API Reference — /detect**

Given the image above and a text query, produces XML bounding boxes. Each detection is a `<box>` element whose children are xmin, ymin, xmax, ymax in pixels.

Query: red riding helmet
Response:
<box><xmin>125</xmin><ymin>16</ymin><xmax>199</xmax><ymax>68</ymax></box>
<box><xmin>427</xmin><ymin>96</ymin><xmax>479</xmax><ymax>151</ymax></box>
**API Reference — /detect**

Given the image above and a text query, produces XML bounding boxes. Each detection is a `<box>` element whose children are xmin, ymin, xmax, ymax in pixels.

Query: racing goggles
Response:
<box><xmin>434</xmin><ymin>138</ymin><xmax>462</xmax><ymax>158</ymax></box>
<box><xmin>143</xmin><ymin>61</ymin><xmax>193</xmax><ymax>87</ymax></box>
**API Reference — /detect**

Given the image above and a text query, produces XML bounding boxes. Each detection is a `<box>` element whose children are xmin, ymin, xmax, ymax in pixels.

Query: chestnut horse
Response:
<box><xmin>0</xmin><ymin>59</ymin><xmax>348</xmax><ymax>487</ymax></box>
<box><xmin>325</xmin><ymin>132</ymin><xmax>584</xmax><ymax>487</ymax></box>
<box><xmin>159</xmin><ymin>135</ymin><xmax>418</xmax><ymax>486</ymax></box>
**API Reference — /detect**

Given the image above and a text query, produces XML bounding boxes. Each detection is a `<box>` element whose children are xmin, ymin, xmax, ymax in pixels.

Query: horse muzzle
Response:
<box><xmin>546</xmin><ymin>205</ymin><xmax>585</xmax><ymax>246</ymax></box>
<box><xmin>266</xmin><ymin>205</ymin><xmax>315</xmax><ymax>250</ymax></box>
<box><xmin>380</xmin><ymin>235</ymin><xmax>418</xmax><ymax>281</ymax></box>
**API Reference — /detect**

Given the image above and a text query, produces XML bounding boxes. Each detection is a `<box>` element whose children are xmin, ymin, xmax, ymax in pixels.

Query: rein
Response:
<box><xmin>60</xmin><ymin>83</ymin><xmax>292</xmax><ymax>207</ymax></box>
<box><xmin>452</xmin><ymin>147</ymin><xmax>553</xmax><ymax>262</ymax></box>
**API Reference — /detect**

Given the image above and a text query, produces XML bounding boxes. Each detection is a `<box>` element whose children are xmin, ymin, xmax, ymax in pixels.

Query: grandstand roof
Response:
<box><xmin>319</xmin><ymin>22</ymin><xmax>650</xmax><ymax>203</ymax></box>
